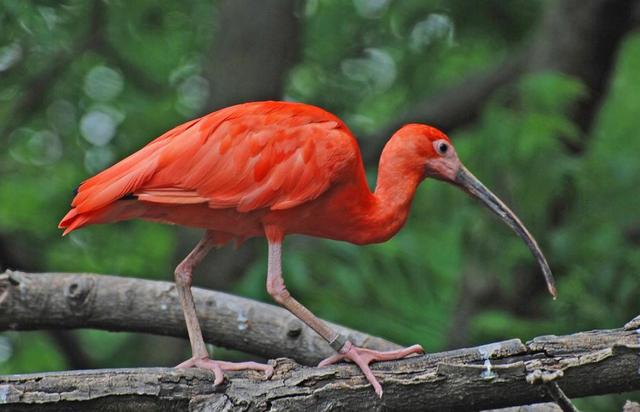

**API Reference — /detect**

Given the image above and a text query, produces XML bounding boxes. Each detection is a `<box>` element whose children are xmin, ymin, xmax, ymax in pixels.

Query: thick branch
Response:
<box><xmin>0</xmin><ymin>271</ymin><xmax>398</xmax><ymax>365</ymax></box>
<box><xmin>2</xmin><ymin>325</ymin><xmax>638</xmax><ymax>410</ymax></box>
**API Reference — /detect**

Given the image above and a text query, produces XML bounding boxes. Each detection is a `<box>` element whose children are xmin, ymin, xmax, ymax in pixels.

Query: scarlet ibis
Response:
<box><xmin>59</xmin><ymin>101</ymin><xmax>556</xmax><ymax>397</ymax></box>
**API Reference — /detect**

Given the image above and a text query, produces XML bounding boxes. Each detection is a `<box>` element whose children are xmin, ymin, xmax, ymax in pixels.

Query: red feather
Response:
<box><xmin>59</xmin><ymin>101</ymin><xmax>364</xmax><ymax>236</ymax></box>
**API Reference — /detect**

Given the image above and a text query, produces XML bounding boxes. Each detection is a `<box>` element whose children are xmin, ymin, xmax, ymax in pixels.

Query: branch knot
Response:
<box><xmin>63</xmin><ymin>276</ymin><xmax>96</xmax><ymax>315</ymax></box>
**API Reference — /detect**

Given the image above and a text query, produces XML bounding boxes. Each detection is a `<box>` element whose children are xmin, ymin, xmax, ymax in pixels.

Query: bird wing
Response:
<box><xmin>69</xmin><ymin>116</ymin><xmax>201</xmax><ymax>214</ymax></box>
<box><xmin>67</xmin><ymin>102</ymin><xmax>360</xmax><ymax>217</ymax></box>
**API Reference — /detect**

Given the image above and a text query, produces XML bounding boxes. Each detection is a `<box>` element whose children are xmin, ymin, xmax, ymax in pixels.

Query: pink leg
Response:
<box><xmin>265</xmin><ymin>238</ymin><xmax>423</xmax><ymax>398</ymax></box>
<box><xmin>318</xmin><ymin>342</ymin><xmax>424</xmax><ymax>396</ymax></box>
<box><xmin>175</xmin><ymin>231</ymin><xmax>273</xmax><ymax>385</ymax></box>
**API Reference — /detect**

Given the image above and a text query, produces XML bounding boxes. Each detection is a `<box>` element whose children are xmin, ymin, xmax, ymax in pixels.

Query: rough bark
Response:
<box><xmin>0</xmin><ymin>271</ymin><xmax>398</xmax><ymax>366</ymax></box>
<box><xmin>0</xmin><ymin>219</ymin><xmax>95</xmax><ymax>371</ymax></box>
<box><xmin>2</xmin><ymin>325</ymin><xmax>638</xmax><ymax>411</ymax></box>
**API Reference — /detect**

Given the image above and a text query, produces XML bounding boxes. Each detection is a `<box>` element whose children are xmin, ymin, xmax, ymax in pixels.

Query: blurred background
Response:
<box><xmin>1</xmin><ymin>0</ymin><xmax>639</xmax><ymax>408</ymax></box>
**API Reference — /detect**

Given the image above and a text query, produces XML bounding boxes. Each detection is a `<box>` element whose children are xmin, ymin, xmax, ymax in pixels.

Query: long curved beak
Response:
<box><xmin>454</xmin><ymin>166</ymin><xmax>557</xmax><ymax>299</ymax></box>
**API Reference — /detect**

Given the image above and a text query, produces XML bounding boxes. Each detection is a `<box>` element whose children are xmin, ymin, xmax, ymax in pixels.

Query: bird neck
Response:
<box><xmin>359</xmin><ymin>144</ymin><xmax>424</xmax><ymax>243</ymax></box>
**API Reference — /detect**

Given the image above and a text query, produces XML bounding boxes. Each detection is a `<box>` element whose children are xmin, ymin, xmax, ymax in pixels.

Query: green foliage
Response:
<box><xmin>0</xmin><ymin>332</ymin><xmax>66</xmax><ymax>374</ymax></box>
<box><xmin>290</xmin><ymin>0</ymin><xmax>541</xmax><ymax>133</ymax></box>
<box><xmin>547</xmin><ymin>34</ymin><xmax>640</xmax><ymax>333</ymax></box>
<box><xmin>1</xmin><ymin>2</ymin><xmax>639</xmax><ymax>408</ymax></box>
<box><xmin>47</xmin><ymin>222</ymin><xmax>175</xmax><ymax>277</ymax></box>
<box><xmin>240</xmin><ymin>40</ymin><xmax>640</xmax><ymax>354</ymax></box>
<box><xmin>1</xmin><ymin>0</ymin><xmax>213</xmax><ymax>374</ymax></box>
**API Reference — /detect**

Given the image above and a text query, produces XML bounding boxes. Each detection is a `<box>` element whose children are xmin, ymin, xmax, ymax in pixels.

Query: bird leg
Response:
<box><xmin>317</xmin><ymin>342</ymin><xmax>424</xmax><ymax>396</ymax></box>
<box><xmin>174</xmin><ymin>231</ymin><xmax>273</xmax><ymax>384</ymax></box>
<box><xmin>266</xmin><ymin>240</ymin><xmax>423</xmax><ymax>397</ymax></box>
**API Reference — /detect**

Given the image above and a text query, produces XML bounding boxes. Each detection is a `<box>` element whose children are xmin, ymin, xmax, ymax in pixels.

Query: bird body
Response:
<box><xmin>60</xmin><ymin>101</ymin><xmax>433</xmax><ymax>245</ymax></box>
<box><xmin>59</xmin><ymin>100</ymin><xmax>555</xmax><ymax>397</ymax></box>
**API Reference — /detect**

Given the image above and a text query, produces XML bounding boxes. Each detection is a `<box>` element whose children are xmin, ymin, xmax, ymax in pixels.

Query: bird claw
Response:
<box><xmin>176</xmin><ymin>357</ymin><xmax>274</xmax><ymax>385</ymax></box>
<box><xmin>318</xmin><ymin>342</ymin><xmax>424</xmax><ymax>398</ymax></box>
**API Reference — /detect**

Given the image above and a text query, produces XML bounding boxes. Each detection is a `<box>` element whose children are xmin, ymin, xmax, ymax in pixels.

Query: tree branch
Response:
<box><xmin>0</xmin><ymin>271</ymin><xmax>398</xmax><ymax>366</ymax></box>
<box><xmin>2</xmin><ymin>323</ymin><xmax>638</xmax><ymax>410</ymax></box>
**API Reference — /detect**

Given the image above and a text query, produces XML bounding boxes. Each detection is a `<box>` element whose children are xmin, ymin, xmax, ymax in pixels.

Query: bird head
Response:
<box><xmin>399</xmin><ymin>124</ymin><xmax>557</xmax><ymax>298</ymax></box>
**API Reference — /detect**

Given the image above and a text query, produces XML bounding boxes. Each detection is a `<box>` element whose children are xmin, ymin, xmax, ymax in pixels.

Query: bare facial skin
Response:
<box><xmin>424</xmin><ymin>139</ymin><xmax>462</xmax><ymax>181</ymax></box>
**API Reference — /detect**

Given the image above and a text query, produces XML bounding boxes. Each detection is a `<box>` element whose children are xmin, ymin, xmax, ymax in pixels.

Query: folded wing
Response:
<box><xmin>60</xmin><ymin>102</ymin><xmax>360</xmax><ymax>233</ymax></box>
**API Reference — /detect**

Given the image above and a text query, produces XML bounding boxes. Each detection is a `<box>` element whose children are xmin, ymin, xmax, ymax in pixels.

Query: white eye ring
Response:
<box><xmin>435</xmin><ymin>140</ymin><xmax>449</xmax><ymax>156</ymax></box>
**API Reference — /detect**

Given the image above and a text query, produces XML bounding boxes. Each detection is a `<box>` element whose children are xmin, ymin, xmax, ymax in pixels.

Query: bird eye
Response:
<box><xmin>436</xmin><ymin>141</ymin><xmax>449</xmax><ymax>155</ymax></box>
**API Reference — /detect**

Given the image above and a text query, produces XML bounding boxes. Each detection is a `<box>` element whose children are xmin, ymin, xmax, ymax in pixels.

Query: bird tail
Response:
<box><xmin>58</xmin><ymin>202</ymin><xmax>134</xmax><ymax>236</ymax></box>
<box><xmin>58</xmin><ymin>116</ymin><xmax>204</xmax><ymax>235</ymax></box>
<box><xmin>58</xmin><ymin>208</ymin><xmax>101</xmax><ymax>236</ymax></box>
<box><xmin>59</xmin><ymin>209</ymin><xmax>85</xmax><ymax>235</ymax></box>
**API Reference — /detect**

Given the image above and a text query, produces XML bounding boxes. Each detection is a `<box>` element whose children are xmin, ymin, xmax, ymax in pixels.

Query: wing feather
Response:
<box><xmin>60</xmin><ymin>102</ymin><xmax>361</xmax><ymax>233</ymax></box>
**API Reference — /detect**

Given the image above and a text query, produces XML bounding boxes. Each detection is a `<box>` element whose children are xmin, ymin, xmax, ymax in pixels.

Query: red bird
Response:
<box><xmin>59</xmin><ymin>101</ymin><xmax>555</xmax><ymax>397</ymax></box>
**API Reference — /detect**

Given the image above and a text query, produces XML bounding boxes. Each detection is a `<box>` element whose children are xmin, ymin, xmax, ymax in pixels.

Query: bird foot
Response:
<box><xmin>318</xmin><ymin>342</ymin><xmax>424</xmax><ymax>398</ymax></box>
<box><xmin>176</xmin><ymin>356</ymin><xmax>274</xmax><ymax>385</ymax></box>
